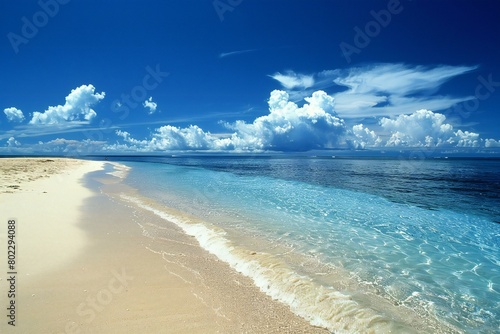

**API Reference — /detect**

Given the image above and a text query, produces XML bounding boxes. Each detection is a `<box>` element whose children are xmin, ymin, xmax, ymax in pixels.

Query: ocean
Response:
<box><xmin>100</xmin><ymin>155</ymin><xmax>500</xmax><ymax>333</ymax></box>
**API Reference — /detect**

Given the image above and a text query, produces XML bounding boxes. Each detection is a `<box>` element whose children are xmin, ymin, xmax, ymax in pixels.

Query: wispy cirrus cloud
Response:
<box><xmin>0</xmin><ymin>106</ymin><xmax>256</xmax><ymax>141</ymax></box>
<box><xmin>332</xmin><ymin>64</ymin><xmax>478</xmax><ymax>117</ymax></box>
<box><xmin>0</xmin><ymin>137</ymin><xmax>106</xmax><ymax>155</ymax></box>
<box><xmin>334</xmin><ymin>64</ymin><xmax>477</xmax><ymax>96</ymax></box>
<box><xmin>0</xmin><ymin>122</ymin><xmax>118</xmax><ymax>141</ymax></box>
<box><xmin>219</xmin><ymin>48</ymin><xmax>258</xmax><ymax>58</ymax></box>
<box><xmin>269</xmin><ymin>63</ymin><xmax>479</xmax><ymax>118</ymax></box>
<box><xmin>269</xmin><ymin>71</ymin><xmax>315</xmax><ymax>90</ymax></box>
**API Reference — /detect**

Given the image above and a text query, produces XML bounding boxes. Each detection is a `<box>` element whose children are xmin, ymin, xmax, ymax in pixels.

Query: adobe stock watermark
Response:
<box><xmin>111</xmin><ymin>64</ymin><xmax>169</xmax><ymax>120</ymax></box>
<box><xmin>59</xmin><ymin>268</ymin><xmax>134</xmax><ymax>334</ymax></box>
<box><xmin>445</xmin><ymin>74</ymin><xmax>500</xmax><ymax>120</ymax></box>
<box><xmin>81</xmin><ymin>64</ymin><xmax>169</xmax><ymax>143</ymax></box>
<box><xmin>213</xmin><ymin>0</ymin><xmax>243</xmax><ymax>22</ymax></box>
<box><xmin>339</xmin><ymin>0</ymin><xmax>411</xmax><ymax>64</ymax></box>
<box><xmin>7</xmin><ymin>0</ymin><xmax>71</xmax><ymax>54</ymax></box>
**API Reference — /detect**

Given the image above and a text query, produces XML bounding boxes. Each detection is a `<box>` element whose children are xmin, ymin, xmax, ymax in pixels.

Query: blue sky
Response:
<box><xmin>1</xmin><ymin>0</ymin><xmax>500</xmax><ymax>155</ymax></box>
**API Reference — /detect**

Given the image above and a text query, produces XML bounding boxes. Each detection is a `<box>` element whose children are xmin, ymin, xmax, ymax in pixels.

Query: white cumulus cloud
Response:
<box><xmin>485</xmin><ymin>139</ymin><xmax>500</xmax><ymax>148</ymax></box>
<box><xmin>3</xmin><ymin>107</ymin><xmax>25</xmax><ymax>123</ymax></box>
<box><xmin>355</xmin><ymin>109</ymin><xmax>485</xmax><ymax>148</ymax></box>
<box><xmin>109</xmin><ymin>90</ymin><xmax>499</xmax><ymax>153</ymax></box>
<box><xmin>29</xmin><ymin>84</ymin><xmax>105</xmax><ymax>125</ymax></box>
<box><xmin>116</xmin><ymin>125</ymin><xmax>212</xmax><ymax>151</ymax></box>
<box><xmin>380</xmin><ymin>109</ymin><xmax>455</xmax><ymax>147</ymax></box>
<box><xmin>352</xmin><ymin>124</ymin><xmax>382</xmax><ymax>148</ymax></box>
<box><xmin>222</xmin><ymin>90</ymin><xmax>348</xmax><ymax>151</ymax></box>
<box><xmin>143</xmin><ymin>96</ymin><xmax>158</xmax><ymax>114</ymax></box>
<box><xmin>110</xmin><ymin>90</ymin><xmax>349</xmax><ymax>152</ymax></box>
<box><xmin>6</xmin><ymin>137</ymin><xmax>20</xmax><ymax>147</ymax></box>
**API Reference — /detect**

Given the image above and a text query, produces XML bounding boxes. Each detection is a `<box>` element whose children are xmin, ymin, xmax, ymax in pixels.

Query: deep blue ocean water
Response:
<box><xmin>104</xmin><ymin>156</ymin><xmax>500</xmax><ymax>333</ymax></box>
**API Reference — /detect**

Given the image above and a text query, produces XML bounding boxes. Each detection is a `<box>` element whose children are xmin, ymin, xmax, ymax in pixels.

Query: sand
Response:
<box><xmin>0</xmin><ymin>158</ymin><xmax>104</xmax><ymax>277</ymax></box>
<box><xmin>0</xmin><ymin>158</ymin><xmax>328</xmax><ymax>333</ymax></box>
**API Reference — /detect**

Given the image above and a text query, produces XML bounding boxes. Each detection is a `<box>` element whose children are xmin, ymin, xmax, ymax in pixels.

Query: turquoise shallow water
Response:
<box><xmin>105</xmin><ymin>156</ymin><xmax>500</xmax><ymax>333</ymax></box>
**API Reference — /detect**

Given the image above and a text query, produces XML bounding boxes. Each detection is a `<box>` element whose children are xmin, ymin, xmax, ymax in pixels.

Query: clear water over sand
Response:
<box><xmin>108</xmin><ymin>156</ymin><xmax>500</xmax><ymax>333</ymax></box>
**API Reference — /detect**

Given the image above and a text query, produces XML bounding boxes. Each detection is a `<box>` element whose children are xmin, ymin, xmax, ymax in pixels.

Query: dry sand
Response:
<box><xmin>0</xmin><ymin>158</ymin><xmax>329</xmax><ymax>333</ymax></box>
<box><xmin>0</xmin><ymin>158</ymin><xmax>104</xmax><ymax>277</ymax></box>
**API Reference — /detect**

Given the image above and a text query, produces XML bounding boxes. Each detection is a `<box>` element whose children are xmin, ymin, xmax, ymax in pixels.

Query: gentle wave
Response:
<box><xmin>105</xmin><ymin>162</ymin><xmax>132</xmax><ymax>179</ymax></box>
<box><xmin>119</xmin><ymin>193</ymin><xmax>454</xmax><ymax>334</ymax></box>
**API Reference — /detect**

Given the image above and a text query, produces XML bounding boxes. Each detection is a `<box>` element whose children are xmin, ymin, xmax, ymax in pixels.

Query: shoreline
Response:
<box><xmin>118</xmin><ymin>177</ymin><xmax>461</xmax><ymax>334</ymax></box>
<box><xmin>116</xmin><ymin>160</ymin><xmax>463</xmax><ymax>334</ymax></box>
<box><xmin>0</xmin><ymin>157</ymin><xmax>328</xmax><ymax>333</ymax></box>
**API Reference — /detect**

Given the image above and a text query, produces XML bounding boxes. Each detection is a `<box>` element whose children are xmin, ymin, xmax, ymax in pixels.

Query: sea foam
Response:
<box><xmin>120</xmin><ymin>193</ymin><xmax>432</xmax><ymax>333</ymax></box>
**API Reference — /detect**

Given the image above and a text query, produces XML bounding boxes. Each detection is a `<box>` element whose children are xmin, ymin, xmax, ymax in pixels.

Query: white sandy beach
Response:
<box><xmin>0</xmin><ymin>158</ymin><xmax>328</xmax><ymax>333</ymax></box>
<box><xmin>0</xmin><ymin>158</ymin><xmax>104</xmax><ymax>278</ymax></box>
